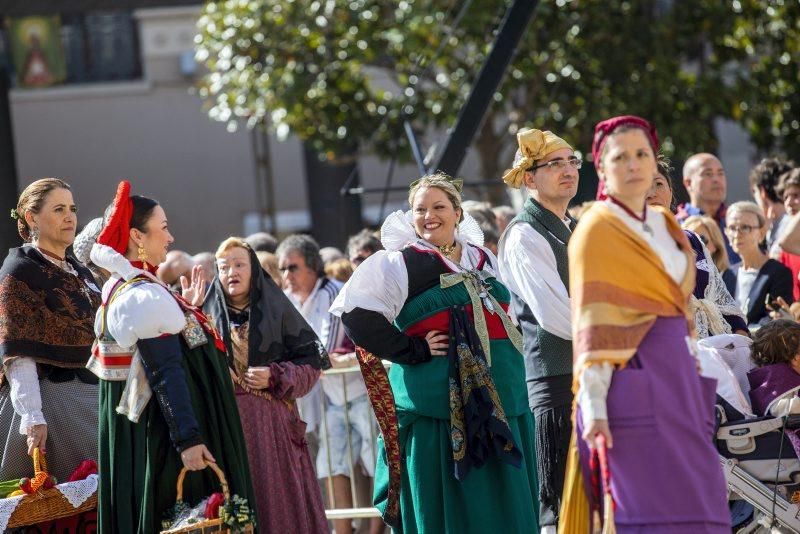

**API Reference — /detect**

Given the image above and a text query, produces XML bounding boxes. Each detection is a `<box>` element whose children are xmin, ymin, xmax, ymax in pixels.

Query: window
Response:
<box><xmin>2</xmin><ymin>11</ymin><xmax>142</xmax><ymax>88</ymax></box>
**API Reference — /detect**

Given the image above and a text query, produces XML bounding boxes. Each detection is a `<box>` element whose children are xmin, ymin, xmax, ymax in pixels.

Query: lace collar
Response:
<box><xmin>380</xmin><ymin>210</ymin><xmax>484</xmax><ymax>252</ymax></box>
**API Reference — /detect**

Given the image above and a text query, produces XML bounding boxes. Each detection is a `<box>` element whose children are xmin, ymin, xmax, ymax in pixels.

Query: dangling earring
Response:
<box><xmin>137</xmin><ymin>244</ymin><xmax>149</xmax><ymax>267</ymax></box>
<box><xmin>30</xmin><ymin>226</ymin><xmax>39</xmax><ymax>241</ymax></box>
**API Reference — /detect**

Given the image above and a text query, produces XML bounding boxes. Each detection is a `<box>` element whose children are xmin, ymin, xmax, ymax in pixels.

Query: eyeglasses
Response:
<box><xmin>725</xmin><ymin>224</ymin><xmax>759</xmax><ymax>235</ymax></box>
<box><xmin>530</xmin><ymin>157</ymin><xmax>582</xmax><ymax>172</ymax></box>
<box><xmin>278</xmin><ymin>264</ymin><xmax>300</xmax><ymax>273</ymax></box>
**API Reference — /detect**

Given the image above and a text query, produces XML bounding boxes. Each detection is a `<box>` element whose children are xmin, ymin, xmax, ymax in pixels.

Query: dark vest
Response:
<box><xmin>508</xmin><ymin>197</ymin><xmax>575</xmax><ymax>380</ymax></box>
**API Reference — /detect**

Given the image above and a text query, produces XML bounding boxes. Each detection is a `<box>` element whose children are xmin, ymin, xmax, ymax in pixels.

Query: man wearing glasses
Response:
<box><xmin>497</xmin><ymin>128</ymin><xmax>579</xmax><ymax>534</ymax></box>
<box><xmin>677</xmin><ymin>153</ymin><xmax>741</xmax><ymax>266</ymax></box>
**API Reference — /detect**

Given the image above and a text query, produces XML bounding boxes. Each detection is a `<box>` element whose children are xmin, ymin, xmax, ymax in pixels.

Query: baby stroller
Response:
<box><xmin>698</xmin><ymin>334</ymin><xmax>800</xmax><ymax>533</ymax></box>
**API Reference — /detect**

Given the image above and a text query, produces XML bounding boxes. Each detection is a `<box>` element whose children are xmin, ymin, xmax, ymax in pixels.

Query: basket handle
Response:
<box><xmin>175</xmin><ymin>461</ymin><xmax>230</xmax><ymax>503</ymax></box>
<box><xmin>33</xmin><ymin>447</ymin><xmax>47</xmax><ymax>474</ymax></box>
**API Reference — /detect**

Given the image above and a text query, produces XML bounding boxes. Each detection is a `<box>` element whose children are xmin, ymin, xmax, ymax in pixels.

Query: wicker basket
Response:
<box><xmin>6</xmin><ymin>448</ymin><xmax>97</xmax><ymax>527</ymax></box>
<box><xmin>160</xmin><ymin>462</ymin><xmax>254</xmax><ymax>534</ymax></box>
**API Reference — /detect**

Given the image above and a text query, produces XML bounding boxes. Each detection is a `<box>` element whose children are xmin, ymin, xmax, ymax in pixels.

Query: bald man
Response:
<box><xmin>156</xmin><ymin>250</ymin><xmax>195</xmax><ymax>289</ymax></box>
<box><xmin>677</xmin><ymin>153</ymin><xmax>740</xmax><ymax>265</ymax></box>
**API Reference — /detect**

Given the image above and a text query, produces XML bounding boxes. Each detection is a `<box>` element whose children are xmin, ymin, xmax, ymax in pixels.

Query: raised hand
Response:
<box><xmin>181</xmin><ymin>264</ymin><xmax>207</xmax><ymax>306</ymax></box>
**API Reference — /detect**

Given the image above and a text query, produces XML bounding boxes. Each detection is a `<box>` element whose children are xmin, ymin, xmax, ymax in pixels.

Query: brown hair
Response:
<box><xmin>751</xmin><ymin>319</ymin><xmax>800</xmax><ymax>366</ymax></box>
<box><xmin>778</xmin><ymin>168</ymin><xmax>800</xmax><ymax>199</ymax></box>
<box><xmin>13</xmin><ymin>178</ymin><xmax>71</xmax><ymax>242</ymax></box>
<box><xmin>682</xmin><ymin>215</ymin><xmax>730</xmax><ymax>272</ymax></box>
<box><xmin>407</xmin><ymin>172</ymin><xmax>464</xmax><ymax>222</ymax></box>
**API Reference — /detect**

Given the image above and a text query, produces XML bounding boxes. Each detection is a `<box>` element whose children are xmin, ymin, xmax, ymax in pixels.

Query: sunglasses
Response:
<box><xmin>278</xmin><ymin>264</ymin><xmax>300</xmax><ymax>273</ymax></box>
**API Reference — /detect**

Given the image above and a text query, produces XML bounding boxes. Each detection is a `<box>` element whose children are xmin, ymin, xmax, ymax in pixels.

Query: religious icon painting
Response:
<box><xmin>7</xmin><ymin>16</ymin><xmax>67</xmax><ymax>88</ymax></box>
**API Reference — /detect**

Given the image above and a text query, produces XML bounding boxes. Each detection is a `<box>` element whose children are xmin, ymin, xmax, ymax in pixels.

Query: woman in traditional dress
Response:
<box><xmin>646</xmin><ymin>165</ymin><xmax>748</xmax><ymax>337</ymax></box>
<box><xmin>559</xmin><ymin>116</ymin><xmax>729</xmax><ymax>533</ymax></box>
<box><xmin>330</xmin><ymin>173</ymin><xmax>538</xmax><ymax>533</ymax></box>
<box><xmin>0</xmin><ymin>178</ymin><xmax>101</xmax><ymax>483</ymax></box>
<box><xmin>202</xmin><ymin>237</ymin><xmax>330</xmax><ymax>533</ymax></box>
<box><xmin>88</xmin><ymin>182</ymin><xmax>255</xmax><ymax>533</ymax></box>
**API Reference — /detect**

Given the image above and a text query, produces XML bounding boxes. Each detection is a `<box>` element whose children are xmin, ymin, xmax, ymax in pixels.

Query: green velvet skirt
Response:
<box><xmin>97</xmin><ymin>340</ymin><xmax>255</xmax><ymax>534</ymax></box>
<box><xmin>374</xmin><ymin>339</ymin><xmax>539</xmax><ymax>534</ymax></box>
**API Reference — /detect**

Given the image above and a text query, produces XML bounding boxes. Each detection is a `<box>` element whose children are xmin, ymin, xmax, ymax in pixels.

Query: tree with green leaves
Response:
<box><xmin>196</xmin><ymin>0</ymin><xmax>800</xmax><ymax>208</ymax></box>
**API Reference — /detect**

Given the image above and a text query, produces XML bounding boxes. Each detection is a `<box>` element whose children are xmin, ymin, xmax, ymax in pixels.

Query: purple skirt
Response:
<box><xmin>576</xmin><ymin>317</ymin><xmax>729</xmax><ymax>532</ymax></box>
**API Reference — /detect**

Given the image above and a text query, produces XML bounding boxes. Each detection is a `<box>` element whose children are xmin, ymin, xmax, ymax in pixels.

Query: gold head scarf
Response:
<box><xmin>502</xmin><ymin>128</ymin><xmax>573</xmax><ymax>188</ymax></box>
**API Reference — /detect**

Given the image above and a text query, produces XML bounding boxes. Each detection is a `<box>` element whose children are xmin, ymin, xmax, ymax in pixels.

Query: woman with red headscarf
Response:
<box><xmin>88</xmin><ymin>182</ymin><xmax>255</xmax><ymax>533</ymax></box>
<box><xmin>559</xmin><ymin>117</ymin><xmax>729</xmax><ymax>533</ymax></box>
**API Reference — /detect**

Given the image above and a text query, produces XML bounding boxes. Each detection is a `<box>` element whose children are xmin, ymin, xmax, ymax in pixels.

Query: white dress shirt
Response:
<box><xmin>497</xmin><ymin>219</ymin><xmax>573</xmax><ymax>340</ymax></box>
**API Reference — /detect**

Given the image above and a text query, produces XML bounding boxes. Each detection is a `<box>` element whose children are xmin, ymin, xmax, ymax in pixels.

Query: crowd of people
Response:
<box><xmin>2</xmin><ymin>113</ymin><xmax>800</xmax><ymax>533</ymax></box>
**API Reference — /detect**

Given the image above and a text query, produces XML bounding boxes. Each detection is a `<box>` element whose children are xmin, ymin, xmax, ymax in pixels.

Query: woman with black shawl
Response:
<box><xmin>0</xmin><ymin>178</ymin><xmax>101</xmax><ymax>483</ymax></box>
<box><xmin>203</xmin><ymin>237</ymin><xmax>331</xmax><ymax>533</ymax></box>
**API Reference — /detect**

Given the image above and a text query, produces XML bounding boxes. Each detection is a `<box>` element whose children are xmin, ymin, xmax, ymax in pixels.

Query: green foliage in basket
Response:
<box><xmin>220</xmin><ymin>495</ymin><xmax>255</xmax><ymax>533</ymax></box>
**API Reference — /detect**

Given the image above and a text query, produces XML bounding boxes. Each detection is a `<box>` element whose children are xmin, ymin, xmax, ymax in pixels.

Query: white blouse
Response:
<box><xmin>578</xmin><ymin>201</ymin><xmax>690</xmax><ymax>424</ymax></box>
<box><xmin>330</xmin><ymin>238</ymin><xmax>500</xmax><ymax>323</ymax></box>
<box><xmin>94</xmin><ymin>274</ymin><xmax>186</xmax><ymax>348</ymax></box>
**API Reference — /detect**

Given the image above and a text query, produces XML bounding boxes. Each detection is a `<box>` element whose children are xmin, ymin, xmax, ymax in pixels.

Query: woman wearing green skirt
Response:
<box><xmin>331</xmin><ymin>174</ymin><xmax>539</xmax><ymax>533</ymax></box>
<box><xmin>88</xmin><ymin>181</ymin><xmax>255</xmax><ymax>533</ymax></box>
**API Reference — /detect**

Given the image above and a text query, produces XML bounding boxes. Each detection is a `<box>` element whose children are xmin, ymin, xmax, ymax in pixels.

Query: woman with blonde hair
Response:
<box><xmin>203</xmin><ymin>237</ymin><xmax>330</xmax><ymax>533</ymax></box>
<box><xmin>683</xmin><ymin>214</ymin><xmax>735</xmax><ymax>294</ymax></box>
<box><xmin>331</xmin><ymin>172</ymin><xmax>538</xmax><ymax>532</ymax></box>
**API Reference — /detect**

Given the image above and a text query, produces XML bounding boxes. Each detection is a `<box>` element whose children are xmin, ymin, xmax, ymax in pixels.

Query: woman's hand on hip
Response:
<box><xmin>425</xmin><ymin>330</ymin><xmax>449</xmax><ymax>356</ymax></box>
<box><xmin>180</xmin><ymin>444</ymin><xmax>216</xmax><ymax>471</ymax></box>
<box><xmin>582</xmin><ymin>419</ymin><xmax>613</xmax><ymax>449</ymax></box>
<box><xmin>26</xmin><ymin>424</ymin><xmax>47</xmax><ymax>455</ymax></box>
<box><xmin>244</xmin><ymin>366</ymin><xmax>271</xmax><ymax>389</ymax></box>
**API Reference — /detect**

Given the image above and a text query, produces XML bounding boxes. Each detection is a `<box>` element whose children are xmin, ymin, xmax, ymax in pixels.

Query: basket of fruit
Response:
<box><xmin>160</xmin><ymin>462</ymin><xmax>254</xmax><ymax>534</ymax></box>
<box><xmin>2</xmin><ymin>448</ymin><xmax>97</xmax><ymax>527</ymax></box>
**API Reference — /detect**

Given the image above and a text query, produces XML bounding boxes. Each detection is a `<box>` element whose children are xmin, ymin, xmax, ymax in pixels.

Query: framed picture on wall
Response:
<box><xmin>7</xmin><ymin>16</ymin><xmax>66</xmax><ymax>88</ymax></box>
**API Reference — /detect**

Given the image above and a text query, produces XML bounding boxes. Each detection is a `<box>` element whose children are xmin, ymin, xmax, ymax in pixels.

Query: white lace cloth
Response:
<box><xmin>56</xmin><ymin>473</ymin><xmax>98</xmax><ymax>508</ymax></box>
<box><xmin>689</xmin><ymin>236</ymin><xmax>746</xmax><ymax>338</ymax></box>
<box><xmin>0</xmin><ymin>474</ymin><xmax>98</xmax><ymax>531</ymax></box>
<box><xmin>0</xmin><ymin>495</ymin><xmax>25</xmax><ymax>532</ymax></box>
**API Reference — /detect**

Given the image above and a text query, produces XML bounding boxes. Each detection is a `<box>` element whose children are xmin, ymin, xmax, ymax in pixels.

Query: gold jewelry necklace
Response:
<box><xmin>437</xmin><ymin>241</ymin><xmax>458</xmax><ymax>259</ymax></box>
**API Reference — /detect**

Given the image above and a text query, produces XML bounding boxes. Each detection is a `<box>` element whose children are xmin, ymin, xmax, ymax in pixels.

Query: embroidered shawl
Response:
<box><xmin>570</xmin><ymin>202</ymin><xmax>695</xmax><ymax>378</ymax></box>
<box><xmin>203</xmin><ymin>247</ymin><xmax>330</xmax><ymax>371</ymax></box>
<box><xmin>0</xmin><ymin>246</ymin><xmax>101</xmax><ymax>382</ymax></box>
<box><xmin>559</xmin><ymin>202</ymin><xmax>695</xmax><ymax>534</ymax></box>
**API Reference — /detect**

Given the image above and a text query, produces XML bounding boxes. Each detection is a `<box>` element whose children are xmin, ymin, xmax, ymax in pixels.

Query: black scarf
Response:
<box><xmin>203</xmin><ymin>247</ymin><xmax>330</xmax><ymax>370</ymax></box>
<box><xmin>0</xmin><ymin>246</ymin><xmax>101</xmax><ymax>377</ymax></box>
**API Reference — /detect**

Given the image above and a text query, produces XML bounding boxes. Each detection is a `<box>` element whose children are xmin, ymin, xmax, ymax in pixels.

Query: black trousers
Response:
<box><xmin>528</xmin><ymin>374</ymin><xmax>573</xmax><ymax>528</ymax></box>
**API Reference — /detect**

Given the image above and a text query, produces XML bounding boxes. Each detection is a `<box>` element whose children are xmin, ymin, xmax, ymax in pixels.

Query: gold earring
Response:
<box><xmin>137</xmin><ymin>245</ymin><xmax>148</xmax><ymax>263</ymax></box>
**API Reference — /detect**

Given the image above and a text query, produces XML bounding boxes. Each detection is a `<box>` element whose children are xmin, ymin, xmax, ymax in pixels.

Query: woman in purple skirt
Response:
<box><xmin>203</xmin><ymin>237</ymin><xmax>331</xmax><ymax>533</ymax></box>
<box><xmin>559</xmin><ymin>116</ymin><xmax>730</xmax><ymax>533</ymax></box>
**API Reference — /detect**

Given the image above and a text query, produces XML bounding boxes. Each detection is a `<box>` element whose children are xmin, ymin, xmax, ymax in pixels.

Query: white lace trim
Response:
<box><xmin>380</xmin><ymin>210</ymin><xmax>484</xmax><ymax>252</ymax></box>
<box><xmin>691</xmin><ymin>234</ymin><xmax>745</xmax><ymax>338</ymax></box>
<box><xmin>55</xmin><ymin>474</ymin><xmax>99</xmax><ymax>508</ymax></box>
<box><xmin>0</xmin><ymin>475</ymin><xmax>98</xmax><ymax>530</ymax></box>
<box><xmin>0</xmin><ymin>495</ymin><xmax>25</xmax><ymax>532</ymax></box>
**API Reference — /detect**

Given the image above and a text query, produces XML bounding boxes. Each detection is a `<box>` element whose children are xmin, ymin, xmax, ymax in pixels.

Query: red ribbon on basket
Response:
<box><xmin>590</xmin><ymin>434</ymin><xmax>616</xmax><ymax>534</ymax></box>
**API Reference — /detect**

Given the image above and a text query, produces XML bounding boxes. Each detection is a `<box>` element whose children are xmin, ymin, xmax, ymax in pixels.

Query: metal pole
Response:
<box><xmin>434</xmin><ymin>0</ymin><xmax>539</xmax><ymax>176</ymax></box>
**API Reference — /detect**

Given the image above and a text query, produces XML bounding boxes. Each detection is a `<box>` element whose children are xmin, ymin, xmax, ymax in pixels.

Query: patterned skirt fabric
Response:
<box><xmin>0</xmin><ymin>377</ymin><xmax>98</xmax><ymax>483</ymax></box>
<box><xmin>236</xmin><ymin>388</ymin><xmax>328</xmax><ymax>533</ymax></box>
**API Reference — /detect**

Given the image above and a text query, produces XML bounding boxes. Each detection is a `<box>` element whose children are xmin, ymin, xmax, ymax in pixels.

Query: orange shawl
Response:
<box><xmin>558</xmin><ymin>202</ymin><xmax>695</xmax><ymax>534</ymax></box>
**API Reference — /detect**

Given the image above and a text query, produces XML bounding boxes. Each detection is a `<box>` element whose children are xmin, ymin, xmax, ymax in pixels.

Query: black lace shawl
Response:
<box><xmin>202</xmin><ymin>247</ymin><xmax>330</xmax><ymax>370</ymax></box>
<box><xmin>0</xmin><ymin>246</ymin><xmax>101</xmax><ymax>381</ymax></box>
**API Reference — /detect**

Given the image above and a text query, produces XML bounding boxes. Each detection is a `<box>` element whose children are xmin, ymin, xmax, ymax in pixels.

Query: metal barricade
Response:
<box><xmin>314</xmin><ymin>363</ymin><xmax>386</xmax><ymax>530</ymax></box>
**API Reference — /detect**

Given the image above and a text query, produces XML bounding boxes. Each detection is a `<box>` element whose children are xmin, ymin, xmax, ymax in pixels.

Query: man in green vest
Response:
<box><xmin>497</xmin><ymin>128</ymin><xmax>580</xmax><ymax>534</ymax></box>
